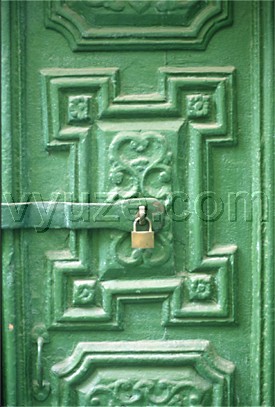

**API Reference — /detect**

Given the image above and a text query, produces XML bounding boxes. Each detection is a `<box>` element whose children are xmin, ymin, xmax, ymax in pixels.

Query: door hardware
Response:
<box><xmin>2</xmin><ymin>198</ymin><xmax>164</xmax><ymax>232</ymax></box>
<box><xmin>32</xmin><ymin>325</ymin><xmax>51</xmax><ymax>401</ymax></box>
<box><xmin>131</xmin><ymin>216</ymin><xmax>154</xmax><ymax>249</ymax></box>
<box><xmin>136</xmin><ymin>204</ymin><xmax>147</xmax><ymax>226</ymax></box>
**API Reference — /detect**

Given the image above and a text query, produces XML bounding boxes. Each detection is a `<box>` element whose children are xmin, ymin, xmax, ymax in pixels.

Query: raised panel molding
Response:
<box><xmin>51</xmin><ymin>340</ymin><xmax>235</xmax><ymax>406</ymax></box>
<box><xmin>3</xmin><ymin>2</ymin><xmax>274</xmax><ymax>405</ymax></box>
<box><xmin>42</xmin><ymin>67</ymin><xmax>237</xmax><ymax>330</ymax></box>
<box><xmin>47</xmin><ymin>246</ymin><xmax>235</xmax><ymax>329</ymax></box>
<box><xmin>45</xmin><ymin>0</ymin><xmax>232</xmax><ymax>50</ymax></box>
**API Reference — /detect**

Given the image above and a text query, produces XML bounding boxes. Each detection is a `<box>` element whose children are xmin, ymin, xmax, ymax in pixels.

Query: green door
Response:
<box><xmin>2</xmin><ymin>1</ymin><xmax>274</xmax><ymax>406</ymax></box>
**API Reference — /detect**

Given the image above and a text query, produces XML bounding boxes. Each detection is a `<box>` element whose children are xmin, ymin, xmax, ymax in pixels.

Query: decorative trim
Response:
<box><xmin>1</xmin><ymin>3</ymin><xmax>17</xmax><ymax>406</ymax></box>
<box><xmin>261</xmin><ymin>3</ymin><xmax>274</xmax><ymax>402</ymax></box>
<box><xmin>45</xmin><ymin>0</ymin><xmax>232</xmax><ymax>51</ymax></box>
<box><xmin>46</xmin><ymin>245</ymin><xmax>236</xmax><ymax>330</ymax></box>
<box><xmin>2</xmin><ymin>2</ymin><xmax>31</xmax><ymax>406</ymax></box>
<box><xmin>251</xmin><ymin>2</ymin><xmax>274</xmax><ymax>405</ymax></box>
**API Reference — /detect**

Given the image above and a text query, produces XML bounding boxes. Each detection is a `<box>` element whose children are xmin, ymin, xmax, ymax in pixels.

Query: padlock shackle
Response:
<box><xmin>133</xmin><ymin>216</ymin><xmax>152</xmax><ymax>232</ymax></box>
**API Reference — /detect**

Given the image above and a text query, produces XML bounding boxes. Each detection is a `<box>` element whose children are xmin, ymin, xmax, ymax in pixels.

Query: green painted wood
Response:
<box><xmin>2</xmin><ymin>1</ymin><xmax>274</xmax><ymax>406</ymax></box>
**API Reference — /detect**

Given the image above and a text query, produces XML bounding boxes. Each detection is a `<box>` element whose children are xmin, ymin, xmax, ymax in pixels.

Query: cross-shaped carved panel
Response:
<box><xmin>42</xmin><ymin>67</ymin><xmax>236</xmax><ymax>330</ymax></box>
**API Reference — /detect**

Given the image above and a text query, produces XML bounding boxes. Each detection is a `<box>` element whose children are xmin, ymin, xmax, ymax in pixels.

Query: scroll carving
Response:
<box><xmin>52</xmin><ymin>340</ymin><xmax>235</xmax><ymax>406</ymax></box>
<box><xmin>108</xmin><ymin>131</ymin><xmax>172</xmax><ymax>200</ymax></box>
<box><xmin>88</xmin><ymin>378</ymin><xmax>211</xmax><ymax>406</ymax></box>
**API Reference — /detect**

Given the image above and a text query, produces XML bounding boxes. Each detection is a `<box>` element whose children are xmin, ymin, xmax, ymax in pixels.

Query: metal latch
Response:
<box><xmin>1</xmin><ymin>198</ymin><xmax>164</xmax><ymax>232</ymax></box>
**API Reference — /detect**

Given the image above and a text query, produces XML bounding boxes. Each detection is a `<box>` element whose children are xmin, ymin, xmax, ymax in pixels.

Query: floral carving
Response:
<box><xmin>88</xmin><ymin>379</ymin><xmax>211</xmax><ymax>406</ymax></box>
<box><xmin>85</xmin><ymin>0</ymin><xmax>203</xmax><ymax>14</ymax></box>
<box><xmin>187</xmin><ymin>94</ymin><xmax>210</xmax><ymax>118</ymax></box>
<box><xmin>108</xmin><ymin>131</ymin><xmax>172</xmax><ymax>200</ymax></box>
<box><xmin>85</xmin><ymin>0</ymin><xmax>126</xmax><ymax>11</ymax></box>
<box><xmin>127</xmin><ymin>1</ymin><xmax>152</xmax><ymax>13</ymax></box>
<box><xmin>188</xmin><ymin>275</ymin><xmax>213</xmax><ymax>301</ymax></box>
<box><xmin>155</xmin><ymin>0</ymin><xmax>196</xmax><ymax>12</ymax></box>
<box><xmin>68</xmin><ymin>95</ymin><xmax>90</xmax><ymax>121</ymax></box>
<box><xmin>110</xmin><ymin>170</ymin><xmax>124</xmax><ymax>186</ymax></box>
<box><xmin>72</xmin><ymin>280</ymin><xmax>96</xmax><ymax>306</ymax></box>
<box><xmin>108</xmin><ymin>131</ymin><xmax>173</xmax><ymax>268</ymax></box>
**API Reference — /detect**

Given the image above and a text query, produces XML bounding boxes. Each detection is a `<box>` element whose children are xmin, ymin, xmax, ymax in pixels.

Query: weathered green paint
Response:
<box><xmin>1</xmin><ymin>1</ymin><xmax>274</xmax><ymax>406</ymax></box>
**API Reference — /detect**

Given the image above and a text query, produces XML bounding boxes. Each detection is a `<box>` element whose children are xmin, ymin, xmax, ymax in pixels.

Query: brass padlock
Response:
<box><xmin>131</xmin><ymin>217</ymin><xmax>154</xmax><ymax>249</ymax></box>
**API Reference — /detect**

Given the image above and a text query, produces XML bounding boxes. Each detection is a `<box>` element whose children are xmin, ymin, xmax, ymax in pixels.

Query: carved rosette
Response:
<box><xmin>187</xmin><ymin>94</ymin><xmax>211</xmax><ymax>118</ymax></box>
<box><xmin>72</xmin><ymin>280</ymin><xmax>96</xmax><ymax>306</ymax></box>
<box><xmin>188</xmin><ymin>275</ymin><xmax>214</xmax><ymax>301</ymax></box>
<box><xmin>68</xmin><ymin>95</ymin><xmax>91</xmax><ymax>122</ymax></box>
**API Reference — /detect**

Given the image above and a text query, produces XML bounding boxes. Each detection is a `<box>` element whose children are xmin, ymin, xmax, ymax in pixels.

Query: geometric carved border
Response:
<box><xmin>42</xmin><ymin>67</ymin><xmax>237</xmax><ymax>330</ymax></box>
<box><xmin>45</xmin><ymin>0</ymin><xmax>232</xmax><ymax>51</ymax></box>
<box><xmin>47</xmin><ymin>245</ymin><xmax>236</xmax><ymax>329</ymax></box>
<box><xmin>51</xmin><ymin>340</ymin><xmax>235</xmax><ymax>406</ymax></box>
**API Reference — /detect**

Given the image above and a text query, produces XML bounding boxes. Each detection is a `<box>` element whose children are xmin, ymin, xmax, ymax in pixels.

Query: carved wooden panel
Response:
<box><xmin>45</xmin><ymin>0</ymin><xmax>232</xmax><ymax>50</ymax></box>
<box><xmin>41</xmin><ymin>66</ymin><xmax>237</xmax><ymax>330</ymax></box>
<box><xmin>4</xmin><ymin>2</ymin><xmax>275</xmax><ymax>405</ymax></box>
<box><xmin>51</xmin><ymin>341</ymin><xmax>235</xmax><ymax>406</ymax></box>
